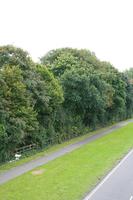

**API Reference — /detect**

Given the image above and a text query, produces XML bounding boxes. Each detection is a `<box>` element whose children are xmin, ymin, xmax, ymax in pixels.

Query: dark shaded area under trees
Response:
<box><xmin>0</xmin><ymin>45</ymin><xmax>133</xmax><ymax>162</ymax></box>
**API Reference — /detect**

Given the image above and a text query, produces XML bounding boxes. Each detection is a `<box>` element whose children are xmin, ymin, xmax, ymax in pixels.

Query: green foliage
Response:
<box><xmin>33</xmin><ymin>65</ymin><xmax>64</xmax><ymax>145</ymax></box>
<box><xmin>124</xmin><ymin>68</ymin><xmax>133</xmax><ymax>81</ymax></box>
<box><xmin>102</xmin><ymin>69</ymin><xmax>127</xmax><ymax>121</ymax></box>
<box><xmin>61</xmin><ymin>68</ymin><xmax>111</xmax><ymax>128</ymax></box>
<box><xmin>41</xmin><ymin>48</ymin><xmax>131</xmax><ymax>127</ymax></box>
<box><xmin>0</xmin><ymin>46</ymin><xmax>133</xmax><ymax>162</ymax></box>
<box><xmin>0</xmin><ymin>124</ymin><xmax>8</xmax><ymax>161</ymax></box>
<box><xmin>0</xmin><ymin>66</ymin><xmax>38</xmax><ymax>161</ymax></box>
<box><xmin>0</xmin><ymin>45</ymin><xmax>34</xmax><ymax>70</ymax></box>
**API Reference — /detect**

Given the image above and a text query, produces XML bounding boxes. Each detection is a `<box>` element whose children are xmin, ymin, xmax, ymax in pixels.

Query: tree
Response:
<box><xmin>104</xmin><ymin>69</ymin><xmax>126</xmax><ymax>121</ymax></box>
<box><xmin>0</xmin><ymin>45</ymin><xmax>133</xmax><ymax>163</ymax></box>
<box><xmin>0</xmin><ymin>45</ymin><xmax>34</xmax><ymax>70</ymax></box>
<box><xmin>122</xmin><ymin>72</ymin><xmax>133</xmax><ymax>118</ymax></box>
<box><xmin>124</xmin><ymin>68</ymin><xmax>133</xmax><ymax>82</ymax></box>
<box><xmin>33</xmin><ymin>65</ymin><xmax>64</xmax><ymax>145</ymax></box>
<box><xmin>0</xmin><ymin>45</ymin><xmax>64</xmax><ymax>153</ymax></box>
<box><xmin>0</xmin><ymin>65</ymin><xmax>38</xmax><ymax>161</ymax></box>
<box><xmin>61</xmin><ymin>68</ymin><xmax>111</xmax><ymax>128</ymax></box>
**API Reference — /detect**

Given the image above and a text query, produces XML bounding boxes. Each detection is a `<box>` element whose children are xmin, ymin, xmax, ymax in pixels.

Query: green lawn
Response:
<box><xmin>0</xmin><ymin>123</ymin><xmax>133</xmax><ymax>200</ymax></box>
<box><xmin>0</xmin><ymin>125</ymin><xmax>111</xmax><ymax>173</ymax></box>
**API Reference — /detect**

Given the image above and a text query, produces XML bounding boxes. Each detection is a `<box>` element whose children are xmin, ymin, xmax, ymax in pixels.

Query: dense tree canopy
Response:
<box><xmin>0</xmin><ymin>65</ymin><xmax>38</xmax><ymax>161</ymax></box>
<box><xmin>0</xmin><ymin>46</ymin><xmax>133</xmax><ymax>162</ymax></box>
<box><xmin>41</xmin><ymin>48</ymin><xmax>132</xmax><ymax>124</ymax></box>
<box><xmin>0</xmin><ymin>45</ymin><xmax>34</xmax><ymax>70</ymax></box>
<box><xmin>124</xmin><ymin>68</ymin><xmax>133</xmax><ymax>81</ymax></box>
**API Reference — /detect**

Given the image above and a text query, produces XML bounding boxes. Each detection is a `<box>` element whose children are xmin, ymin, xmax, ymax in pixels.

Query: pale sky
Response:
<box><xmin>1</xmin><ymin>0</ymin><xmax>133</xmax><ymax>71</ymax></box>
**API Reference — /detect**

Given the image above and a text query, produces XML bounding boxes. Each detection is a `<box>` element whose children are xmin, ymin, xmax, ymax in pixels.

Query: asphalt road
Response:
<box><xmin>83</xmin><ymin>149</ymin><xmax>133</xmax><ymax>200</ymax></box>
<box><xmin>0</xmin><ymin>119</ymin><xmax>133</xmax><ymax>185</ymax></box>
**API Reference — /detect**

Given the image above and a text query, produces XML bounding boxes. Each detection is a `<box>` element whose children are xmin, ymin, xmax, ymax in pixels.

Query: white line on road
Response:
<box><xmin>129</xmin><ymin>196</ymin><xmax>133</xmax><ymax>200</ymax></box>
<box><xmin>83</xmin><ymin>149</ymin><xmax>133</xmax><ymax>200</ymax></box>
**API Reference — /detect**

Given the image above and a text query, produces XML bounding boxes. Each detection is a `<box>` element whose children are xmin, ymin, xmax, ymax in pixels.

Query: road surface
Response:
<box><xmin>83</xmin><ymin>149</ymin><xmax>133</xmax><ymax>200</ymax></box>
<box><xmin>0</xmin><ymin>119</ymin><xmax>133</xmax><ymax>185</ymax></box>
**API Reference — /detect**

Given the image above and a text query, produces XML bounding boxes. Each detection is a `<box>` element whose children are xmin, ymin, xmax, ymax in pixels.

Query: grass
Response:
<box><xmin>0</xmin><ymin>125</ymin><xmax>111</xmax><ymax>173</ymax></box>
<box><xmin>0</xmin><ymin>123</ymin><xmax>133</xmax><ymax>200</ymax></box>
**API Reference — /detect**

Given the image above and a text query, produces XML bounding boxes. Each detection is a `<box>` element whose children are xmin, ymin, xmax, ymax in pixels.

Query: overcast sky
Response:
<box><xmin>1</xmin><ymin>0</ymin><xmax>133</xmax><ymax>71</ymax></box>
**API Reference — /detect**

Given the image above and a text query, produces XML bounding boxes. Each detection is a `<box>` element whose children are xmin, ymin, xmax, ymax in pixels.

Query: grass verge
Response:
<box><xmin>0</xmin><ymin>123</ymin><xmax>133</xmax><ymax>200</ymax></box>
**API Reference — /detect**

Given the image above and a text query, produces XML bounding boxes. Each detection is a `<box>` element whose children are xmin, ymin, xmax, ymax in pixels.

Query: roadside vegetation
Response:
<box><xmin>0</xmin><ymin>123</ymin><xmax>133</xmax><ymax>200</ymax></box>
<box><xmin>0</xmin><ymin>45</ymin><xmax>133</xmax><ymax>163</ymax></box>
<box><xmin>0</xmin><ymin>124</ymin><xmax>116</xmax><ymax>173</ymax></box>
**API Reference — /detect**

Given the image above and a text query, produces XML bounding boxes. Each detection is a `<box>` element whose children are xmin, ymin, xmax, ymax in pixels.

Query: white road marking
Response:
<box><xmin>83</xmin><ymin>149</ymin><xmax>133</xmax><ymax>200</ymax></box>
<box><xmin>129</xmin><ymin>196</ymin><xmax>133</xmax><ymax>200</ymax></box>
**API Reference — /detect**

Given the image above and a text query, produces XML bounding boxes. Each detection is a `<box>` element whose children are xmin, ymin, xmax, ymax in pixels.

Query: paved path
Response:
<box><xmin>83</xmin><ymin>149</ymin><xmax>133</xmax><ymax>200</ymax></box>
<box><xmin>0</xmin><ymin>119</ymin><xmax>133</xmax><ymax>185</ymax></box>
